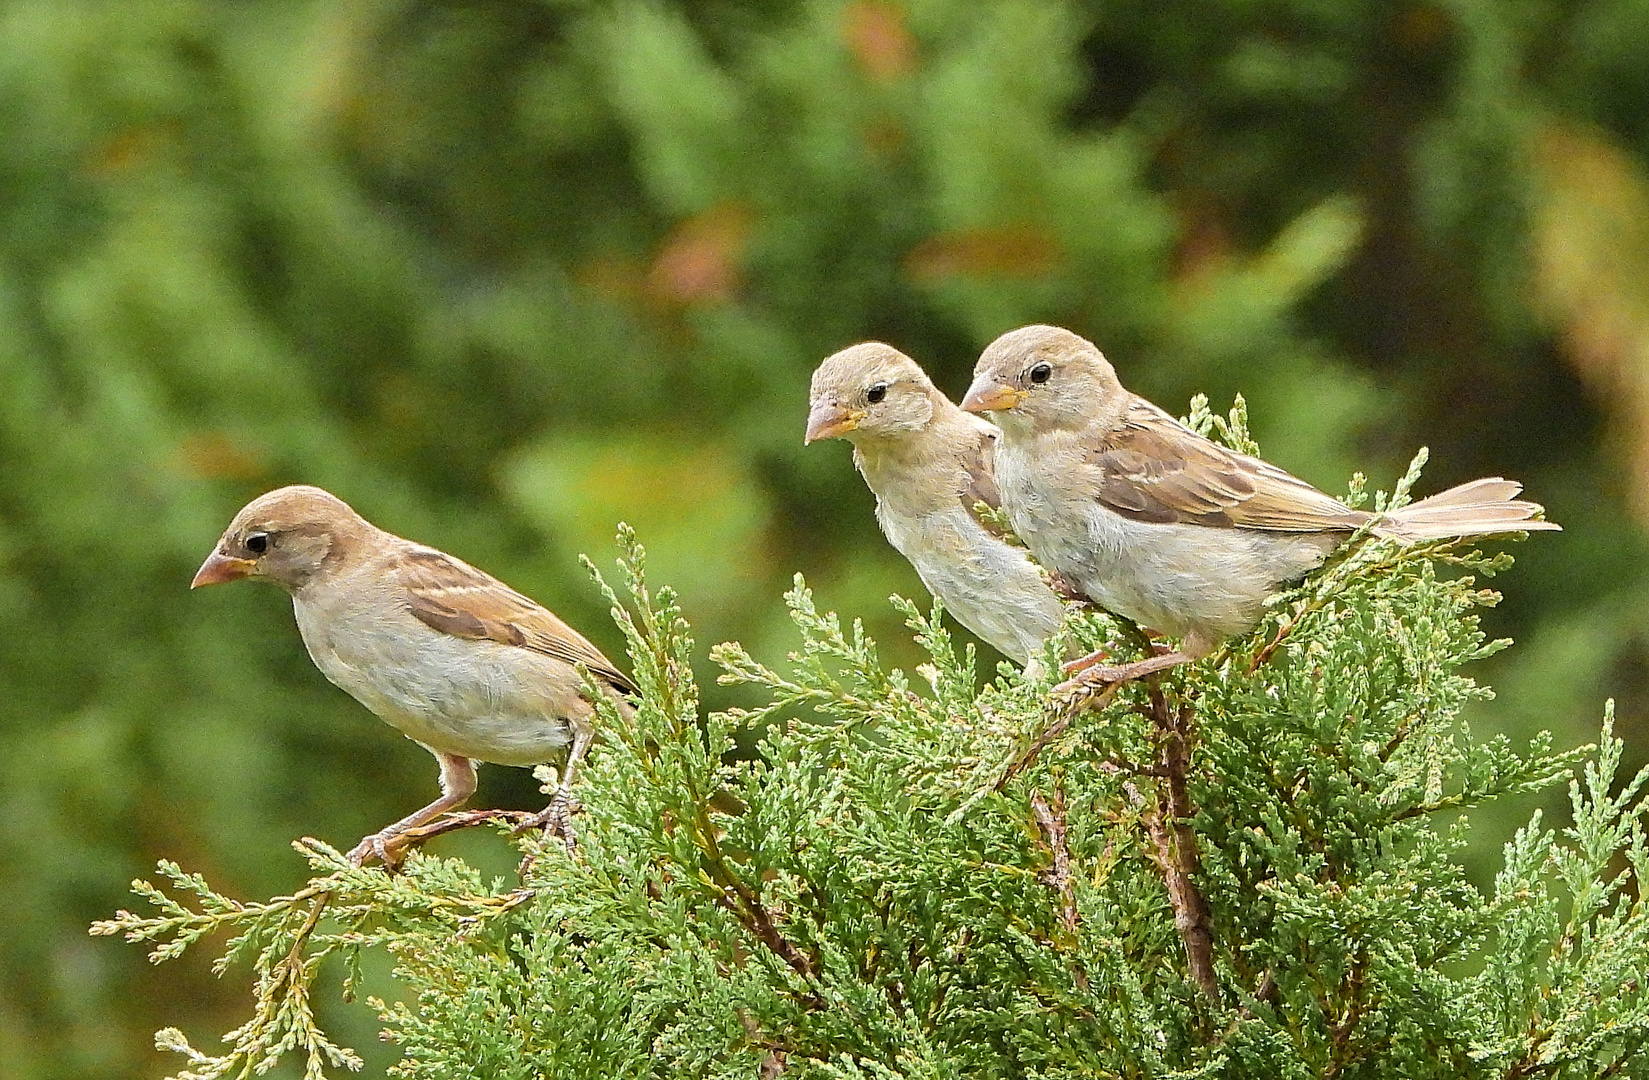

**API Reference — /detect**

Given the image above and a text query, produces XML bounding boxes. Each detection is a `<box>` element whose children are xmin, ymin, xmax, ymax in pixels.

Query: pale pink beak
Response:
<box><xmin>959</xmin><ymin>378</ymin><xmax>1024</xmax><ymax>413</ymax></box>
<box><xmin>191</xmin><ymin>550</ymin><xmax>256</xmax><ymax>588</ymax></box>
<box><xmin>805</xmin><ymin>402</ymin><xmax>866</xmax><ymax>444</ymax></box>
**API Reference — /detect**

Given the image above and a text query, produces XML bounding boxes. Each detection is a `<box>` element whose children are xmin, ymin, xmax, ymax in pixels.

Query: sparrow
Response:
<box><xmin>960</xmin><ymin>325</ymin><xmax>1559</xmax><ymax>685</ymax></box>
<box><xmin>806</xmin><ymin>342</ymin><xmax>1066</xmax><ymax>668</ymax></box>
<box><xmin>191</xmin><ymin>485</ymin><xmax>634</xmax><ymax>865</ymax></box>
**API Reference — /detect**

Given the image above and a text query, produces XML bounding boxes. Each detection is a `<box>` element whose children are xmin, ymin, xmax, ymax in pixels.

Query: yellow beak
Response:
<box><xmin>805</xmin><ymin>403</ymin><xmax>867</xmax><ymax>444</ymax></box>
<box><xmin>960</xmin><ymin>378</ymin><xmax>1025</xmax><ymax>413</ymax></box>
<box><xmin>191</xmin><ymin>550</ymin><xmax>256</xmax><ymax>588</ymax></box>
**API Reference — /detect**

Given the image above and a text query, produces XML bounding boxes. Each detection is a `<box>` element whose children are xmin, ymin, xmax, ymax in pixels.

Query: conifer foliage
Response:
<box><xmin>98</xmin><ymin>424</ymin><xmax>1649</xmax><ymax>1078</ymax></box>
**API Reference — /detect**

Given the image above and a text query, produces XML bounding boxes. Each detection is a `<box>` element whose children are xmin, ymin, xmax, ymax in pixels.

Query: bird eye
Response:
<box><xmin>244</xmin><ymin>532</ymin><xmax>270</xmax><ymax>555</ymax></box>
<box><xmin>866</xmin><ymin>382</ymin><xmax>888</xmax><ymax>404</ymax></box>
<box><xmin>1029</xmin><ymin>363</ymin><xmax>1052</xmax><ymax>385</ymax></box>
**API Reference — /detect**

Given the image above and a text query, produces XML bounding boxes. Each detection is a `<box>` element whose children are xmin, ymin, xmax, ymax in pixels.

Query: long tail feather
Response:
<box><xmin>1374</xmin><ymin>477</ymin><xmax>1560</xmax><ymax>542</ymax></box>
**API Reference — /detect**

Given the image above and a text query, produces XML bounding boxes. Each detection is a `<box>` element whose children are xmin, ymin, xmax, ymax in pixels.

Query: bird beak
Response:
<box><xmin>960</xmin><ymin>378</ymin><xmax>1024</xmax><ymax>413</ymax></box>
<box><xmin>805</xmin><ymin>403</ymin><xmax>866</xmax><ymax>444</ymax></box>
<box><xmin>191</xmin><ymin>550</ymin><xmax>256</xmax><ymax>588</ymax></box>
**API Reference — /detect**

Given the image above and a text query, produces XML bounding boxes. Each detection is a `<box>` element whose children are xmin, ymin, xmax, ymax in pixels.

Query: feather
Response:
<box><xmin>395</xmin><ymin>548</ymin><xmax>637</xmax><ymax>696</ymax></box>
<box><xmin>1090</xmin><ymin>400</ymin><xmax>1365</xmax><ymax>532</ymax></box>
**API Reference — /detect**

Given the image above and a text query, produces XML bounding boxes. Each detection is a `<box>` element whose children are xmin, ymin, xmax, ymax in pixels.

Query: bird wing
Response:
<box><xmin>394</xmin><ymin>547</ymin><xmax>637</xmax><ymax>695</ymax></box>
<box><xmin>957</xmin><ymin>426</ymin><xmax>1012</xmax><ymax>538</ymax></box>
<box><xmin>1089</xmin><ymin>399</ymin><xmax>1366</xmax><ymax>532</ymax></box>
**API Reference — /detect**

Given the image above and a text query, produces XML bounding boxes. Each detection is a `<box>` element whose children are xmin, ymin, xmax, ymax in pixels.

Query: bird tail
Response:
<box><xmin>1374</xmin><ymin>477</ymin><xmax>1560</xmax><ymax>542</ymax></box>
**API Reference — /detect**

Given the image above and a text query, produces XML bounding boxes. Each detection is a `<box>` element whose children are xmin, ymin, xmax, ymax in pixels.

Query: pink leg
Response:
<box><xmin>1060</xmin><ymin>629</ymin><xmax>1182</xmax><ymax>680</ymax></box>
<box><xmin>1053</xmin><ymin>650</ymin><xmax>1195</xmax><ymax>696</ymax></box>
<box><xmin>516</xmin><ymin>723</ymin><xmax>595</xmax><ymax>854</ymax></box>
<box><xmin>348</xmin><ymin>752</ymin><xmax>478</xmax><ymax>868</ymax></box>
<box><xmin>1060</xmin><ymin>646</ymin><xmax>1112</xmax><ymax>677</ymax></box>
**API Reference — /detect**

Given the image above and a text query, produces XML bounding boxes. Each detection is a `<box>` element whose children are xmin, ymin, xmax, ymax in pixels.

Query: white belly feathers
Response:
<box><xmin>293</xmin><ymin>592</ymin><xmax>581</xmax><ymax>766</ymax></box>
<box><xmin>876</xmin><ymin>501</ymin><xmax>1064</xmax><ymax>665</ymax></box>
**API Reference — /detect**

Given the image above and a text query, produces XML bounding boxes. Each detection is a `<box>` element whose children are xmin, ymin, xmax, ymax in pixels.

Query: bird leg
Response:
<box><xmin>348</xmin><ymin>753</ymin><xmax>478</xmax><ymax>868</ymax></box>
<box><xmin>516</xmin><ymin>723</ymin><xmax>595</xmax><ymax>854</ymax></box>
<box><xmin>392</xmin><ymin>807</ymin><xmax>536</xmax><ymax>848</ymax></box>
<box><xmin>1055</xmin><ymin>647</ymin><xmax>1192</xmax><ymax>696</ymax></box>
<box><xmin>1059</xmin><ymin>647</ymin><xmax>1112</xmax><ymax>677</ymax></box>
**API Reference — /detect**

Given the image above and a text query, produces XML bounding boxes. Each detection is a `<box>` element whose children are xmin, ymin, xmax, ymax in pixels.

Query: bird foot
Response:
<box><xmin>347</xmin><ymin>828</ymin><xmax>410</xmax><ymax>870</ymax></box>
<box><xmin>515</xmin><ymin>789</ymin><xmax>581</xmax><ymax>855</ymax></box>
<box><xmin>1053</xmin><ymin>650</ymin><xmax>1192</xmax><ymax>696</ymax></box>
<box><xmin>348</xmin><ymin>809</ymin><xmax>524</xmax><ymax>870</ymax></box>
<box><xmin>1060</xmin><ymin>635</ymin><xmax>1174</xmax><ymax>678</ymax></box>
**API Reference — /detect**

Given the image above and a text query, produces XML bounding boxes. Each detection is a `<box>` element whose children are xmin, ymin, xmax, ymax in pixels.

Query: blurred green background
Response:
<box><xmin>5</xmin><ymin>0</ymin><xmax>1649</xmax><ymax>1075</ymax></box>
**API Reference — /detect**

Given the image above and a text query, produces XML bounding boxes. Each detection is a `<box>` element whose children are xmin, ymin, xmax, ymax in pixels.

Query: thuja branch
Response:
<box><xmin>1141</xmin><ymin>687</ymin><xmax>1219</xmax><ymax>1003</ymax></box>
<box><xmin>89</xmin><ymin>838</ymin><xmax>536</xmax><ymax>1080</ymax></box>
<box><xmin>996</xmin><ymin>685</ymin><xmax>1120</xmax><ymax>790</ymax></box>
<box><xmin>693</xmin><ymin>797</ymin><xmax>820</xmax><ymax>989</ymax></box>
<box><xmin>1030</xmin><ymin>784</ymin><xmax>1079</xmax><ymax>939</ymax></box>
<box><xmin>588</xmin><ymin>533</ymin><xmax>822</xmax><ymax>998</ymax></box>
<box><xmin>1323</xmin><ymin>958</ymin><xmax>1371</xmax><ymax>1080</ymax></box>
<box><xmin>97</xmin><ymin>508</ymin><xmax>1622</xmax><ymax>1078</ymax></box>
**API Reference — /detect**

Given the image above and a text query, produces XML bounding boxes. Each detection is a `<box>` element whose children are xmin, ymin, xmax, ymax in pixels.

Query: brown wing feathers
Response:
<box><xmin>1092</xmin><ymin>401</ymin><xmax>1365</xmax><ymax>532</ymax></box>
<box><xmin>397</xmin><ymin>549</ymin><xmax>637</xmax><ymax>695</ymax></box>
<box><xmin>957</xmin><ymin>427</ymin><xmax>1013</xmax><ymax>538</ymax></box>
<box><xmin>1092</xmin><ymin>402</ymin><xmax>1556</xmax><ymax>540</ymax></box>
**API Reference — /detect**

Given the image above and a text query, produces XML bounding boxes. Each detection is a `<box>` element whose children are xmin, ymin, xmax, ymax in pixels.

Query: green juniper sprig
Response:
<box><xmin>90</xmin><ymin>839</ymin><xmax>533</xmax><ymax>1080</ymax></box>
<box><xmin>94</xmin><ymin>513</ymin><xmax>1649</xmax><ymax>1079</ymax></box>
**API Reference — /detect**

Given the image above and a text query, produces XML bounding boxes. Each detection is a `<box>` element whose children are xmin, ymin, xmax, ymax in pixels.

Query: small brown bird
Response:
<box><xmin>807</xmin><ymin>343</ymin><xmax>1066</xmax><ymax>668</ymax></box>
<box><xmin>961</xmin><ymin>325</ymin><xmax>1559</xmax><ymax>684</ymax></box>
<box><xmin>191</xmin><ymin>485</ymin><xmax>633</xmax><ymax>865</ymax></box>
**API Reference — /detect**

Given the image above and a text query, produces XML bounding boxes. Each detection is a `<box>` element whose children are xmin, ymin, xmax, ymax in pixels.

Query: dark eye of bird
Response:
<box><xmin>1029</xmin><ymin>363</ymin><xmax>1052</xmax><ymax>384</ymax></box>
<box><xmin>866</xmin><ymin>383</ymin><xmax>888</xmax><ymax>404</ymax></box>
<box><xmin>245</xmin><ymin>532</ymin><xmax>270</xmax><ymax>555</ymax></box>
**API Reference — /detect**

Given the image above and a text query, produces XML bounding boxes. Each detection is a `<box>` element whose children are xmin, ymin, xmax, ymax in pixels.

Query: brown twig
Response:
<box><xmin>280</xmin><ymin>890</ymin><xmax>332</xmax><ymax>973</ymax></box>
<box><xmin>1252</xmin><ymin>970</ymin><xmax>1278</xmax><ymax>1008</ymax></box>
<box><xmin>1323</xmin><ymin>959</ymin><xmax>1367</xmax><ymax>1079</ymax></box>
<box><xmin>1247</xmin><ymin>621</ymin><xmax>1293</xmax><ymax>673</ymax></box>
<box><xmin>397</xmin><ymin>808</ymin><xmax>536</xmax><ymax>848</ymax></box>
<box><xmin>709</xmin><ymin>878</ymin><xmax>818</xmax><ymax>989</ymax></box>
<box><xmin>1030</xmin><ymin>786</ymin><xmax>1079</xmax><ymax>938</ymax></box>
<box><xmin>997</xmin><ymin>685</ymin><xmax>1120</xmax><ymax>790</ymax></box>
<box><xmin>1140</xmin><ymin>688</ymin><xmax>1220</xmax><ymax>1002</ymax></box>
<box><xmin>1105</xmin><ymin>753</ymin><xmax>1165</xmax><ymax>778</ymax></box>
<box><xmin>1379</xmin><ymin>711</ymin><xmax>1421</xmax><ymax>763</ymax></box>
<box><xmin>695</xmin><ymin>798</ymin><xmax>820</xmax><ymax>996</ymax></box>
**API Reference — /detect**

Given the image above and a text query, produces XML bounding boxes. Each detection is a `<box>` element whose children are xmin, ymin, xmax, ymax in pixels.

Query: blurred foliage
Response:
<box><xmin>0</xmin><ymin>0</ymin><xmax>1645</xmax><ymax>1076</ymax></box>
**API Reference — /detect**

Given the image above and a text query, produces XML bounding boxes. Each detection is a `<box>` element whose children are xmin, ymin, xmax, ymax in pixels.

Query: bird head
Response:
<box><xmin>805</xmin><ymin>343</ymin><xmax>939</xmax><ymax>446</ymax></box>
<box><xmin>961</xmin><ymin>325</ymin><xmax>1125</xmax><ymax>436</ymax></box>
<box><xmin>192</xmin><ymin>485</ymin><xmax>372</xmax><ymax>593</ymax></box>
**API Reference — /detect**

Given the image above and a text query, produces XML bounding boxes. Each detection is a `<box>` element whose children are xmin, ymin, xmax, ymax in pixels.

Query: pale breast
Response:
<box><xmin>292</xmin><ymin>593</ymin><xmax>581</xmax><ymax>767</ymax></box>
<box><xmin>876</xmin><ymin>499</ymin><xmax>1064</xmax><ymax>664</ymax></box>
